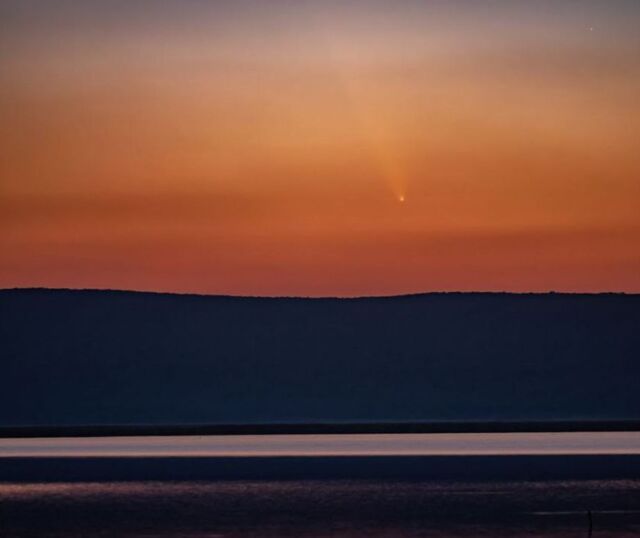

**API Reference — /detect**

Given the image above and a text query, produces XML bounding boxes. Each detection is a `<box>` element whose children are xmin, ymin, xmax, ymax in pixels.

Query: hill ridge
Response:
<box><xmin>1</xmin><ymin>288</ymin><xmax>639</xmax><ymax>428</ymax></box>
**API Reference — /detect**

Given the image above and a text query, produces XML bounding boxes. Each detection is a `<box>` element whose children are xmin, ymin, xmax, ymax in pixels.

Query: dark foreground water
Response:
<box><xmin>2</xmin><ymin>434</ymin><xmax>640</xmax><ymax>536</ymax></box>
<box><xmin>1</xmin><ymin>479</ymin><xmax>639</xmax><ymax>537</ymax></box>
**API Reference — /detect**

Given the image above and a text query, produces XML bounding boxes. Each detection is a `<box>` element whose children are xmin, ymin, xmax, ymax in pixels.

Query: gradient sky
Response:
<box><xmin>1</xmin><ymin>1</ymin><xmax>639</xmax><ymax>296</ymax></box>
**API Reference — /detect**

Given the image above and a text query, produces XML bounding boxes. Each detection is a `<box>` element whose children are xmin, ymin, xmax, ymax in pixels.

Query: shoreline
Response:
<box><xmin>1</xmin><ymin>420</ymin><xmax>639</xmax><ymax>439</ymax></box>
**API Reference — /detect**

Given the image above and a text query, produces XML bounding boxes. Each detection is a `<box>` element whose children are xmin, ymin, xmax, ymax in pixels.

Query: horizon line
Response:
<box><xmin>1</xmin><ymin>286</ymin><xmax>638</xmax><ymax>301</ymax></box>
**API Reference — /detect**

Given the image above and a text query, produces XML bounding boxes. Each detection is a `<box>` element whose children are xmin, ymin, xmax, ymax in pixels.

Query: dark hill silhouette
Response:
<box><xmin>0</xmin><ymin>289</ymin><xmax>638</xmax><ymax>429</ymax></box>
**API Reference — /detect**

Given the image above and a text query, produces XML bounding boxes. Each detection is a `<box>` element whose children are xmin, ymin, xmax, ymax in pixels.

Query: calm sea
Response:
<box><xmin>1</xmin><ymin>433</ymin><xmax>639</xmax><ymax>537</ymax></box>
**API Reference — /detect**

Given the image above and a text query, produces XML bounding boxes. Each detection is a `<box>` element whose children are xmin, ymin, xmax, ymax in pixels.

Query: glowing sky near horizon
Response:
<box><xmin>1</xmin><ymin>1</ymin><xmax>639</xmax><ymax>296</ymax></box>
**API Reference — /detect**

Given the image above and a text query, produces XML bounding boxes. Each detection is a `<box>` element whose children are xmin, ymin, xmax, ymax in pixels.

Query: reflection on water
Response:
<box><xmin>2</xmin><ymin>432</ymin><xmax>640</xmax><ymax>457</ymax></box>
<box><xmin>1</xmin><ymin>479</ymin><xmax>639</xmax><ymax>537</ymax></box>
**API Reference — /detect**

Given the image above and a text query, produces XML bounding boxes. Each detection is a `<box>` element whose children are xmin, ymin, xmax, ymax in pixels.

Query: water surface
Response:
<box><xmin>1</xmin><ymin>479</ymin><xmax>639</xmax><ymax>537</ymax></box>
<box><xmin>2</xmin><ymin>431</ymin><xmax>640</xmax><ymax>457</ymax></box>
<box><xmin>2</xmin><ymin>433</ymin><xmax>640</xmax><ymax>536</ymax></box>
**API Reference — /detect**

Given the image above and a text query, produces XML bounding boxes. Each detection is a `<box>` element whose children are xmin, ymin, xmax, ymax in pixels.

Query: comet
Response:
<box><xmin>318</xmin><ymin>25</ymin><xmax>410</xmax><ymax>205</ymax></box>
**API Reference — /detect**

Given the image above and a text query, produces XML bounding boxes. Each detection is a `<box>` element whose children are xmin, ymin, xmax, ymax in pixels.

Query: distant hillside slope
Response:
<box><xmin>0</xmin><ymin>289</ymin><xmax>639</xmax><ymax>427</ymax></box>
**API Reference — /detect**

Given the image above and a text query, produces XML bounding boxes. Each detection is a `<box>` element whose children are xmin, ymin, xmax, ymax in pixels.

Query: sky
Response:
<box><xmin>1</xmin><ymin>1</ymin><xmax>639</xmax><ymax>296</ymax></box>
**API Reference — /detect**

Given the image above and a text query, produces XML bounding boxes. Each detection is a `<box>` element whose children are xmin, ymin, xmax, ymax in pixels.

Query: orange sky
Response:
<box><xmin>1</xmin><ymin>1</ymin><xmax>639</xmax><ymax>295</ymax></box>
